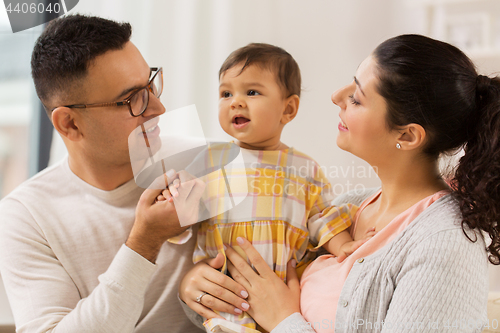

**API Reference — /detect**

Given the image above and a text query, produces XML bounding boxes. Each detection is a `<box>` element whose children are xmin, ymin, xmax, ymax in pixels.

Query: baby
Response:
<box><xmin>161</xmin><ymin>43</ymin><xmax>373</xmax><ymax>332</ymax></box>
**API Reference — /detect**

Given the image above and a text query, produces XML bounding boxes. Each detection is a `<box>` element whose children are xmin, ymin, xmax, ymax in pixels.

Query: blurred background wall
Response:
<box><xmin>1</xmin><ymin>0</ymin><xmax>500</xmax><ymax>328</ymax></box>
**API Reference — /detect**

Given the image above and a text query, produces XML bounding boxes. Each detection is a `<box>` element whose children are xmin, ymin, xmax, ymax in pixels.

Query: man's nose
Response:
<box><xmin>143</xmin><ymin>90</ymin><xmax>166</xmax><ymax>117</ymax></box>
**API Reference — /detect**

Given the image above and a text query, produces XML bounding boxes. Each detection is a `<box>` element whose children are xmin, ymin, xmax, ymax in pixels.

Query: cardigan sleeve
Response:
<box><xmin>381</xmin><ymin>228</ymin><xmax>489</xmax><ymax>333</ymax></box>
<box><xmin>270</xmin><ymin>313</ymin><xmax>317</xmax><ymax>333</ymax></box>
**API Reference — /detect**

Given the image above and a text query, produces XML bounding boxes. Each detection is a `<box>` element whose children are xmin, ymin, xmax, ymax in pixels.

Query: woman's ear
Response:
<box><xmin>51</xmin><ymin>107</ymin><xmax>83</xmax><ymax>142</ymax></box>
<box><xmin>281</xmin><ymin>94</ymin><xmax>300</xmax><ymax>125</ymax></box>
<box><xmin>396</xmin><ymin>123</ymin><xmax>426</xmax><ymax>151</ymax></box>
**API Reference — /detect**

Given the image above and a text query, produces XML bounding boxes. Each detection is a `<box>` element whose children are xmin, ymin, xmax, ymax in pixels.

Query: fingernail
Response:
<box><xmin>236</xmin><ymin>237</ymin><xmax>244</xmax><ymax>245</ymax></box>
<box><xmin>241</xmin><ymin>290</ymin><xmax>248</xmax><ymax>298</ymax></box>
<box><xmin>166</xmin><ymin>169</ymin><xmax>175</xmax><ymax>178</ymax></box>
<box><xmin>223</xmin><ymin>244</ymin><xmax>227</xmax><ymax>250</ymax></box>
<box><xmin>241</xmin><ymin>303</ymin><xmax>249</xmax><ymax>310</ymax></box>
<box><xmin>234</xmin><ymin>308</ymin><xmax>242</xmax><ymax>314</ymax></box>
<box><xmin>291</xmin><ymin>259</ymin><xmax>297</xmax><ymax>268</ymax></box>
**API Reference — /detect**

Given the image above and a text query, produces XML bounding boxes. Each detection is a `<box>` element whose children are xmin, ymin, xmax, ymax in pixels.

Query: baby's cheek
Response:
<box><xmin>218</xmin><ymin>107</ymin><xmax>228</xmax><ymax>123</ymax></box>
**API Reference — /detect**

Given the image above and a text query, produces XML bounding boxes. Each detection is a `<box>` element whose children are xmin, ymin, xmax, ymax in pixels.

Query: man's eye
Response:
<box><xmin>247</xmin><ymin>90</ymin><xmax>260</xmax><ymax>96</ymax></box>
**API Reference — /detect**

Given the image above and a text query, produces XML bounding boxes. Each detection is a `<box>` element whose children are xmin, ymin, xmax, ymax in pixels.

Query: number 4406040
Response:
<box><xmin>5</xmin><ymin>2</ymin><xmax>61</xmax><ymax>14</ymax></box>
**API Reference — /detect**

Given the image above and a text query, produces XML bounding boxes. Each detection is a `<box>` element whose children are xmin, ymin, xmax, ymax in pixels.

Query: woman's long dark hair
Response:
<box><xmin>373</xmin><ymin>34</ymin><xmax>500</xmax><ymax>265</ymax></box>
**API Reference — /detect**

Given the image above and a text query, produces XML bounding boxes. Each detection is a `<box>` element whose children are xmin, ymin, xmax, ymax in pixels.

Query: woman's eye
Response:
<box><xmin>349</xmin><ymin>94</ymin><xmax>361</xmax><ymax>106</ymax></box>
<box><xmin>247</xmin><ymin>90</ymin><xmax>260</xmax><ymax>96</ymax></box>
<box><xmin>222</xmin><ymin>91</ymin><xmax>232</xmax><ymax>98</ymax></box>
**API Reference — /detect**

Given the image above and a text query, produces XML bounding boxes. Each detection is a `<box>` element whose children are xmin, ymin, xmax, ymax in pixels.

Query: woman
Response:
<box><xmin>179</xmin><ymin>34</ymin><xmax>499</xmax><ymax>332</ymax></box>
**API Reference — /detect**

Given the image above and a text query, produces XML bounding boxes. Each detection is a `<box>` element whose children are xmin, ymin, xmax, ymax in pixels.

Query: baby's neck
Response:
<box><xmin>237</xmin><ymin>140</ymin><xmax>289</xmax><ymax>151</ymax></box>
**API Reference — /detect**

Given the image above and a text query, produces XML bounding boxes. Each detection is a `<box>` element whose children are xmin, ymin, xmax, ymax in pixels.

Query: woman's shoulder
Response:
<box><xmin>402</xmin><ymin>193</ymin><xmax>487</xmax><ymax>255</ymax></box>
<box><xmin>411</xmin><ymin>193</ymin><xmax>463</xmax><ymax>232</ymax></box>
<box><xmin>331</xmin><ymin>187</ymin><xmax>380</xmax><ymax>207</ymax></box>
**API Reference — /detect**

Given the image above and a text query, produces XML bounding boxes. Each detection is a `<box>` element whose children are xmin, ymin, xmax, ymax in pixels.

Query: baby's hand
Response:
<box><xmin>155</xmin><ymin>188</ymin><xmax>173</xmax><ymax>203</ymax></box>
<box><xmin>154</xmin><ymin>177</ymin><xmax>182</xmax><ymax>203</ymax></box>
<box><xmin>336</xmin><ymin>227</ymin><xmax>377</xmax><ymax>263</ymax></box>
<box><xmin>364</xmin><ymin>227</ymin><xmax>377</xmax><ymax>239</ymax></box>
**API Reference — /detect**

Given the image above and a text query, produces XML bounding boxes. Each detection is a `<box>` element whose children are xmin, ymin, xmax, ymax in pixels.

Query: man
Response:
<box><xmin>0</xmin><ymin>14</ymin><xmax>204</xmax><ymax>332</ymax></box>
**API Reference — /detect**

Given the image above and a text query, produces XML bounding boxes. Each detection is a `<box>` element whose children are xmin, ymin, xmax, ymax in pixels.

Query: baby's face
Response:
<box><xmin>218</xmin><ymin>63</ymin><xmax>290</xmax><ymax>150</ymax></box>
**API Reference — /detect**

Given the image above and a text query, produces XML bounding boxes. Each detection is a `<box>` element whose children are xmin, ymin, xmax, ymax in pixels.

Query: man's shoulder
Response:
<box><xmin>1</xmin><ymin>158</ymin><xmax>68</xmax><ymax>207</ymax></box>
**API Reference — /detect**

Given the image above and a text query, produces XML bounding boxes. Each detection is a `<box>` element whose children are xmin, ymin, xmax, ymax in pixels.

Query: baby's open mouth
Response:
<box><xmin>233</xmin><ymin>116</ymin><xmax>250</xmax><ymax>125</ymax></box>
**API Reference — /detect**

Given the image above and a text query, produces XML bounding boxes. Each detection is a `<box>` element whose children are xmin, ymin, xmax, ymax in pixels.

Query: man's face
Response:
<box><xmin>74</xmin><ymin>41</ymin><xmax>165</xmax><ymax>169</ymax></box>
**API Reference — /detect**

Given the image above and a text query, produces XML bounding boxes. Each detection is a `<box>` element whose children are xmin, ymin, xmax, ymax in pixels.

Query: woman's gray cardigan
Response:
<box><xmin>182</xmin><ymin>188</ymin><xmax>489</xmax><ymax>333</ymax></box>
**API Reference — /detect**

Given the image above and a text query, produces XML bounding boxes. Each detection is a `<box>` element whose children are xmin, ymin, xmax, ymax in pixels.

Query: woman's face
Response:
<box><xmin>331</xmin><ymin>55</ymin><xmax>397</xmax><ymax>167</ymax></box>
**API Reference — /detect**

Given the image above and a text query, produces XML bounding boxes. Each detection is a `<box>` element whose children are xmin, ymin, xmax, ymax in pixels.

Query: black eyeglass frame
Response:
<box><xmin>52</xmin><ymin>67</ymin><xmax>163</xmax><ymax>117</ymax></box>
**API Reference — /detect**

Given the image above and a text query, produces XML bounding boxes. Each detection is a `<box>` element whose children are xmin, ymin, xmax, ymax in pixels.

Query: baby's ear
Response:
<box><xmin>281</xmin><ymin>94</ymin><xmax>300</xmax><ymax>124</ymax></box>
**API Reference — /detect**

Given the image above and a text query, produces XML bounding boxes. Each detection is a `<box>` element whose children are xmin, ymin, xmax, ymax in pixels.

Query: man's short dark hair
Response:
<box><xmin>219</xmin><ymin>43</ymin><xmax>301</xmax><ymax>98</ymax></box>
<box><xmin>31</xmin><ymin>14</ymin><xmax>132</xmax><ymax>113</ymax></box>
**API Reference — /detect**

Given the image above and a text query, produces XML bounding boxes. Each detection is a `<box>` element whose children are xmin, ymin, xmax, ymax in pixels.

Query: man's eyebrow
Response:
<box><xmin>115</xmin><ymin>85</ymin><xmax>144</xmax><ymax>100</ymax></box>
<box><xmin>115</xmin><ymin>69</ymin><xmax>153</xmax><ymax>100</ymax></box>
<box><xmin>354</xmin><ymin>76</ymin><xmax>366</xmax><ymax>96</ymax></box>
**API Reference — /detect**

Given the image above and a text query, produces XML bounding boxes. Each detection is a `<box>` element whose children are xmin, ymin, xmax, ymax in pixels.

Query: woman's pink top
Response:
<box><xmin>299</xmin><ymin>190</ymin><xmax>449</xmax><ymax>333</ymax></box>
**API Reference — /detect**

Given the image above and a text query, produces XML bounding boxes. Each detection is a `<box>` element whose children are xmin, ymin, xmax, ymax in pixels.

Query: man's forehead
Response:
<box><xmin>85</xmin><ymin>42</ymin><xmax>150</xmax><ymax>101</ymax></box>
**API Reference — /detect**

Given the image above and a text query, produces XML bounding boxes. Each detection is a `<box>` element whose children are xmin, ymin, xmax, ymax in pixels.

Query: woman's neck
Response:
<box><xmin>374</xmin><ymin>157</ymin><xmax>449</xmax><ymax>216</ymax></box>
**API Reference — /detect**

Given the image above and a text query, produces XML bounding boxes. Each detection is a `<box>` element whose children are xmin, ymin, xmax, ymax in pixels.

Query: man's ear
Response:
<box><xmin>396</xmin><ymin>123</ymin><xmax>426</xmax><ymax>151</ymax></box>
<box><xmin>51</xmin><ymin>107</ymin><xmax>83</xmax><ymax>142</ymax></box>
<box><xmin>281</xmin><ymin>94</ymin><xmax>300</xmax><ymax>125</ymax></box>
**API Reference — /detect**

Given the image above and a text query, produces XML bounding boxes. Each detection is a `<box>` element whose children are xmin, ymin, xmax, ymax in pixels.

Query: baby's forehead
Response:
<box><xmin>222</xmin><ymin>64</ymin><xmax>285</xmax><ymax>92</ymax></box>
<box><xmin>221</xmin><ymin>62</ymin><xmax>277</xmax><ymax>79</ymax></box>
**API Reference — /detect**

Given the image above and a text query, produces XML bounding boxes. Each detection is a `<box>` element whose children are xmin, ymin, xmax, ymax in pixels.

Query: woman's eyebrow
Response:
<box><xmin>354</xmin><ymin>76</ymin><xmax>366</xmax><ymax>96</ymax></box>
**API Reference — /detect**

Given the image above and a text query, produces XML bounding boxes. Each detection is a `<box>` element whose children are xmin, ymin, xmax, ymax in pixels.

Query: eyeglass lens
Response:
<box><xmin>130</xmin><ymin>70</ymin><xmax>163</xmax><ymax>116</ymax></box>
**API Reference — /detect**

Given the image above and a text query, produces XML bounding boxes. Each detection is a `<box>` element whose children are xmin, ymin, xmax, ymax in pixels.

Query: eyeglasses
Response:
<box><xmin>54</xmin><ymin>67</ymin><xmax>163</xmax><ymax>117</ymax></box>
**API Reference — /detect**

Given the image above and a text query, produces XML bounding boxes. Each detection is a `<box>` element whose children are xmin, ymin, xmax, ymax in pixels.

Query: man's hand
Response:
<box><xmin>126</xmin><ymin>169</ymin><xmax>205</xmax><ymax>262</ymax></box>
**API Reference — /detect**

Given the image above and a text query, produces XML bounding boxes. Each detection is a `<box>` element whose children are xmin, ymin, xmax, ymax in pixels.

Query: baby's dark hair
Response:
<box><xmin>219</xmin><ymin>43</ymin><xmax>301</xmax><ymax>98</ymax></box>
<box><xmin>31</xmin><ymin>14</ymin><xmax>132</xmax><ymax>113</ymax></box>
<box><xmin>373</xmin><ymin>34</ymin><xmax>500</xmax><ymax>265</ymax></box>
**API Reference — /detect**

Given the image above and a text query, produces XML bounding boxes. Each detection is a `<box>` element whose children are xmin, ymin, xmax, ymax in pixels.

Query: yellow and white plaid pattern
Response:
<box><xmin>173</xmin><ymin>144</ymin><xmax>357</xmax><ymax>331</ymax></box>
<box><xmin>203</xmin><ymin>318</ymin><xmax>262</xmax><ymax>333</ymax></box>
<box><xmin>194</xmin><ymin>145</ymin><xmax>355</xmax><ymax>275</ymax></box>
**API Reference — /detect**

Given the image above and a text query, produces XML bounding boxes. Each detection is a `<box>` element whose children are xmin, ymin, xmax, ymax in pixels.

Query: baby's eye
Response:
<box><xmin>222</xmin><ymin>91</ymin><xmax>232</xmax><ymax>98</ymax></box>
<box><xmin>247</xmin><ymin>90</ymin><xmax>260</xmax><ymax>96</ymax></box>
<box><xmin>348</xmin><ymin>94</ymin><xmax>361</xmax><ymax>106</ymax></box>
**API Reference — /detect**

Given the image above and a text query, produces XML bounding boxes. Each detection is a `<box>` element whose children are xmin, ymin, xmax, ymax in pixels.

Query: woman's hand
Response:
<box><xmin>226</xmin><ymin>237</ymin><xmax>300</xmax><ymax>332</ymax></box>
<box><xmin>179</xmin><ymin>253</ymin><xmax>250</xmax><ymax>319</ymax></box>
